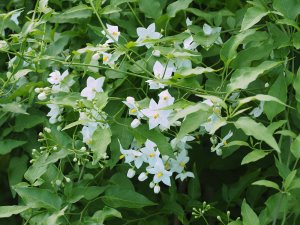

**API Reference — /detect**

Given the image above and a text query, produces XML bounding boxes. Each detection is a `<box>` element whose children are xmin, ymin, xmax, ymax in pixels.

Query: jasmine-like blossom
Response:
<box><xmin>170</xmin><ymin>149</ymin><xmax>190</xmax><ymax>174</ymax></box>
<box><xmin>175</xmin><ymin>171</ymin><xmax>195</xmax><ymax>181</ymax></box>
<box><xmin>80</xmin><ymin>76</ymin><xmax>105</xmax><ymax>101</ymax></box>
<box><xmin>146</xmin><ymin>61</ymin><xmax>175</xmax><ymax>89</ymax></box>
<box><xmin>119</xmin><ymin>143</ymin><xmax>144</xmax><ymax>169</ymax></box>
<box><xmin>136</xmin><ymin>23</ymin><xmax>162</xmax><ymax>48</ymax></box>
<box><xmin>102</xmin><ymin>24</ymin><xmax>120</xmax><ymax>43</ymax></box>
<box><xmin>146</xmin><ymin>158</ymin><xmax>172</xmax><ymax>186</ymax></box>
<box><xmin>171</xmin><ymin>135</ymin><xmax>195</xmax><ymax>151</ymax></box>
<box><xmin>158</xmin><ymin>89</ymin><xmax>175</xmax><ymax>107</ymax></box>
<box><xmin>140</xmin><ymin>139</ymin><xmax>160</xmax><ymax>166</ymax></box>
<box><xmin>82</xmin><ymin>125</ymin><xmax>97</xmax><ymax>146</ymax></box>
<box><xmin>183</xmin><ymin>36</ymin><xmax>198</xmax><ymax>50</ymax></box>
<box><xmin>141</xmin><ymin>99</ymin><xmax>172</xmax><ymax>130</ymax></box>
<box><xmin>203</xmin><ymin>23</ymin><xmax>223</xmax><ymax>45</ymax></box>
<box><xmin>47</xmin><ymin>104</ymin><xmax>63</xmax><ymax>124</ymax></box>
<box><xmin>249</xmin><ymin>101</ymin><xmax>264</xmax><ymax>118</ymax></box>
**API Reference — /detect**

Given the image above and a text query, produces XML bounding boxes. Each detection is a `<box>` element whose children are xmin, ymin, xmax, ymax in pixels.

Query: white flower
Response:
<box><xmin>81</xmin><ymin>76</ymin><xmax>105</xmax><ymax>101</ymax></box>
<box><xmin>170</xmin><ymin>149</ymin><xmax>190</xmax><ymax>173</ymax></box>
<box><xmin>203</xmin><ymin>23</ymin><xmax>223</xmax><ymax>45</ymax></box>
<box><xmin>211</xmin><ymin>130</ymin><xmax>233</xmax><ymax>155</ymax></box>
<box><xmin>140</xmin><ymin>139</ymin><xmax>160</xmax><ymax>165</ymax></box>
<box><xmin>146</xmin><ymin>61</ymin><xmax>175</xmax><ymax>89</ymax></box>
<box><xmin>136</xmin><ymin>23</ymin><xmax>162</xmax><ymax>48</ymax></box>
<box><xmin>127</xmin><ymin>168</ymin><xmax>136</xmax><ymax>178</ymax></box>
<box><xmin>183</xmin><ymin>36</ymin><xmax>198</xmax><ymax>50</ymax></box>
<box><xmin>49</xmin><ymin>70</ymin><xmax>74</xmax><ymax>93</ymax></box>
<box><xmin>138</xmin><ymin>172</ymin><xmax>148</xmax><ymax>181</ymax></box>
<box><xmin>82</xmin><ymin>125</ymin><xmax>97</xmax><ymax>146</ymax></box>
<box><xmin>171</xmin><ymin>136</ymin><xmax>194</xmax><ymax>151</ymax></box>
<box><xmin>48</xmin><ymin>70</ymin><xmax>68</xmax><ymax>85</ymax></box>
<box><xmin>123</xmin><ymin>96</ymin><xmax>143</xmax><ymax>118</ymax></box>
<box><xmin>147</xmin><ymin>158</ymin><xmax>172</xmax><ymax>186</ymax></box>
<box><xmin>102</xmin><ymin>24</ymin><xmax>120</xmax><ymax>43</ymax></box>
<box><xmin>158</xmin><ymin>90</ymin><xmax>175</xmax><ymax>107</ymax></box>
<box><xmin>249</xmin><ymin>101</ymin><xmax>264</xmax><ymax>118</ymax></box>
<box><xmin>102</xmin><ymin>52</ymin><xmax>112</xmax><ymax>65</ymax></box>
<box><xmin>186</xmin><ymin>17</ymin><xmax>192</xmax><ymax>26</ymax></box>
<box><xmin>175</xmin><ymin>171</ymin><xmax>194</xmax><ymax>181</ymax></box>
<box><xmin>131</xmin><ymin>118</ymin><xmax>141</xmax><ymax>128</ymax></box>
<box><xmin>47</xmin><ymin>104</ymin><xmax>63</xmax><ymax>124</ymax></box>
<box><xmin>141</xmin><ymin>99</ymin><xmax>172</xmax><ymax>130</ymax></box>
<box><xmin>119</xmin><ymin>144</ymin><xmax>143</xmax><ymax>169</ymax></box>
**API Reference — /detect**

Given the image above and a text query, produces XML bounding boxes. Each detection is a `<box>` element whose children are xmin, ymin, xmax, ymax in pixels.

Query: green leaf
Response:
<box><xmin>139</xmin><ymin>0</ymin><xmax>163</xmax><ymax>19</ymax></box>
<box><xmin>241</xmin><ymin>6</ymin><xmax>268</xmax><ymax>31</ymax></box>
<box><xmin>48</xmin><ymin>92</ymin><xmax>81</xmax><ymax>108</ymax></box>
<box><xmin>0</xmin><ymin>139</ymin><xmax>27</xmax><ymax>155</ymax></box>
<box><xmin>239</xmin><ymin>94</ymin><xmax>288</xmax><ymax>107</ymax></box>
<box><xmin>14</xmin><ymin>186</ymin><xmax>62</xmax><ymax>210</ymax></box>
<box><xmin>284</xmin><ymin>170</ymin><xmax>297</xmax><ymax>190</ymax></box>
<box><xmin>49</xmin><ymin>4</ymin><xmax>92</xmax><ymax>23</ymax></box>
<box><xmin>14</xmin><ymin>114</ymin><xmax>45</xmax><ymax>132</ymax></box>
<box><xmin>177</xmin><ymin>108</ymin><xmax>211</xmax><ymax>140</ymax></box>
<box><xmin>0</xmin><ymin>205</ymin><xmax>30</xmax><ymax>218</ymax></box>
<box><xmin>241</xmin><ymin>199</ymin><xmax>260</xmax><ymax>225</ymax></box>
<box><xmin>264</xmin><ymin>75</ymin><xmax>287</xmax><ymax>120</ymax></box>
<box><xmin>252</xmin><ymin>179</ymin><xmax>280</xmax><ymax>191</ymax></box>
<box><xmin>234</xmin><ymin>117</ymin><xmax>280</xmax><ymax>152</ymax></box>
<box><xmin>293</xmin><ymin>32</ymin><xmax>300</xmax><ymax>49</ymax></box>
<box><xmin>0</xmin><ymin>102</ymin><xmax>28</xmax><ymax>115</ymax></box>
<box><xmin>241</xmin><ymin>150</ymin><xmax>270</xmax><ymax>165</ymax></box>
<box><xmin>132</xmin><ymin>125</ymin><xmax>174</xmax><ymax>157</ymax></box>
<box><xmin>291</xmin><ymin>135</ymin><xmax>300</xmax><ymax>159</ymax></box>
<box><xmin>102</xmin><ymin>186</ymin><xmax>156</xmax><ymax>208</ymax></box>
<box><xmin>13</xmin><ymin>69</ymin><xmax>32</xmax><ymax>80</ymax></box>
<box><xmin>91</xmin><ymin>127</ymin><xmax>112</xmax><ymax>164</ymax></box>
<box><xmin>92</xmin><ymin>206</ymin><xmax>122</xmax><ymax>223</ymax></box>
<box><xmin>166</xmin><ymin>0</ymin><xmax>193</xmax><ymax>17</ymax></box>
<box><xmin>175</xmin><ymin>67</ymin><xmax>214</xmax><ymax>78</ymax></box>
<box><xmin>193</xmin><ymin>32</ymin><xmax>220</xmax><ymax>49</ymax></box>
<box><xmin>273</xmin><ymin>0</ymin><xmax>300</xmax><ymax>20</ymax></box>
<box><xmin>220</xmin><ymin>29</ymin><xmax>256</xmax><ymax>65</ymax></box>
<box><xmin>293</xmin><ymin>68</ymin><xmax>300</xmax><ymax>102</ymax></box>
<box><xmin>228</xmin><ymin>61</ymin><xmax>281</xmax><ymax>91</ymax></box>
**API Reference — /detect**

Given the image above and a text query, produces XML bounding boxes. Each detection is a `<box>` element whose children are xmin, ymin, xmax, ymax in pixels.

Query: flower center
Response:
<box><xmin>112</xmin><ymin>31</ymin><xmax>119</xmax><ymax>36</ymax></box>
<box><xmin>149</xmin><ymin>153</ymin><xmax>155</xmax><ymax>157</ymax></box>
<box><xmin>130</xmin><ymin>108</ymin><xmax>137</xmax><ymax>114</ymax></box>
<box><xmin>153</xmin><ymin>113</ymin><xmax>159</xmax><ymax>119</ymax></box>
<box><xmin>119</xmin><ymin>154</ymin><xmax>125</xmax><ymax>159</ymax></box>
<box><xmin>103</xmin><ymin>56</ymin><xmax>109</xmax><ymax>62</ymax></box>
<box><xmin>180</xmin><ymin>162</ymin><xmax>186</xmax><ymax>168</ymax></box>
<box><xmin>163</xmin><ymin>95</ymin><xmax>168</xmax><ymax>100</ymax></box>
<box><xmin>157</xmin><ymin>172</ymin><xmax>163</xmax><ymax>178</ymax></box>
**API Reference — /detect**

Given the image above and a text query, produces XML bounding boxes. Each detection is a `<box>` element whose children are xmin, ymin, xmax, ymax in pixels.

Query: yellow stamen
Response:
<box><xmin>224</xmin><ymin>141</ymin><xmax>228</xmax><ymax>146</ymax></box>
<box><xmin>119</xmin><ymin>154</ymin><xmax>125</xmax><ymax>159</ymax></box>
<box><xmin>157</xmin><ymin>172</ymin><xmax>163</xmax><ymax>178</ymax></box>
<box><xmin>130</xmin><ymin>108</ymin><xmax>137</xmax><ymax>114</ymax></box>
<box><xmin>180</xmin><ymin>162</ymin><xmax>186</xmax><ymax>168</ymax></box>
<box><xmin>153</xmin><ymin>113</ymin><xmax>159</xmax><ymax>119</ymax></box>
<box><xmin>87</xmin><ymin>139</ymin><xmax>92</xmax><ymax>145</ymax></box>
<box><xmin>103</xmin><ymin>56</ymin><xmax>109</xmax><ymax>62</ymax></box>
<box><xmin>112</xmin><ymin>31</ymin><xmax>119</xmax><ymax>36</ymax></box>
<box><xmin>149</xmin><ymin>153</ymin><xmax>155</xmax><ymax>157</ymax></box>
<box><xmin>163</xmin><ymin>96</ymin><xmax>168</xmax><ymax>100</ymax></box>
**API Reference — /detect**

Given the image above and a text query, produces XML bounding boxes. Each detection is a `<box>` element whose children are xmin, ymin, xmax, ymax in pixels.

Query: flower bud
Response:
<box><xmin>37</xmin><ymin>92</ymin><xmax>47</xmax><ymax>100</ymax></box>
<box><xmin>154</xmin><ymin>185</ymin><xmax>160</xmax><ymax>194</ymax></box>
<box><xmin>65</xmin><ymin>177</ymin><xmax>71</xmax><ymax>183</ymax></box>
<box><xmin>92</xmin><ymin>53</ymin><xmax>100</xmax><ymax>60</ymax></box>
<box><xmin>138</xmin><ymin>172</ymin><xmax>148</xmax><ymax>181</ymax></box>
<box><xmin>34</xmin><ymin>87</ymin><xmax>41</xmax><ymax>93</ymax></box>
<box><xmin>127</xmin><ymin>168</ymin><xmax>135</xmax><ymax>178</ymax></box>
<box><xmin>44</xmin><ymin>127</ymin><xmax>51</xmax><ymax>133</ymax></box>
<box><xmin>80</xmin><ymin>146</ymin><xmax>87</xmax><ymax>151</ymax></box>
<box><xmin>216</xmin><ymin>148</ymin><xmax>222</xmax><ymax>156</ymax></box>
<box><xmin>149</xmin><ymin>181</ymin><xmax>155</xmax><ymax>189</ymax></box>
<box><xmin>55</xmin><ymin>180</ymin><xmax>62</xmax><ymax>186</ymax></box>
<box><xmin>131</xmin><ymin>118</ymin><xmax>141</xmax><ymax>128</ymax></box>
<box><xmin>152</xmin><ymin>50</ymin><xmax>161</xmax><ymax>57</ymax></box>
<box><xmin>53</xmin><ymin>146</ymin><xmax>58</xmax><ymax>151</ymax></box>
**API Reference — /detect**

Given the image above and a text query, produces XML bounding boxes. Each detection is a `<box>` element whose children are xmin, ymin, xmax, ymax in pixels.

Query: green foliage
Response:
<box><xmin>0</xmin><ymin>0</ymin><xmax>300</xmax><ymax>225</ymax></box>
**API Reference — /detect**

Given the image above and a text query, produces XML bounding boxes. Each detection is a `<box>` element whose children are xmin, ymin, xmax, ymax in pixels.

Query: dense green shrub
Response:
<box><xmin>0</xmin><ymin>0</ymin><xmax>300</xmax><ymax>224</ymax></box>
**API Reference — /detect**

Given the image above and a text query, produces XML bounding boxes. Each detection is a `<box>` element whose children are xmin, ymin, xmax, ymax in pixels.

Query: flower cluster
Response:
<box><xmin>120</xmin><ymin>137</ymin><xmax>194</xmax><ymax>194</ymax></box>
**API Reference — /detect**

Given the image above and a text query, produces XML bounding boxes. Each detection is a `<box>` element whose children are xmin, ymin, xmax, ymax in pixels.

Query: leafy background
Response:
<box><xmin>0</xmin><ymin>0</ymin><xmax>300</xmax><ymax>224</ymax></box>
